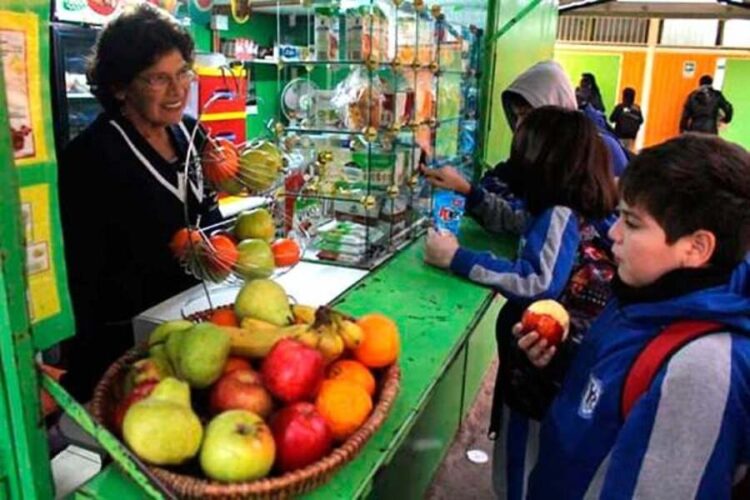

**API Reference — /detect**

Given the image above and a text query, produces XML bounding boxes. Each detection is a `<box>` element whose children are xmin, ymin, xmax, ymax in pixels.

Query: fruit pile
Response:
<box><xmin>201</xmin><ymin>138</ymin><xmax>285</xmax><ymax>196</ymax></box>
<box><xmin>170</xmin><ymin>207</ymin><xmax>302</xmax><ymax>283</ymax></box>
<box><xmin>111</xmin><ymin>279</ymin><xmax>400</xmax><ymax>485</ymax></box>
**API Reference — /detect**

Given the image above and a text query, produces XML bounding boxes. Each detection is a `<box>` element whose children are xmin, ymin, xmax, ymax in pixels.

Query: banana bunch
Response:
<box><xmin>225</xmin><ymin>306</ymin><xmax>365</xmax><ymax>364</ymax></box>
<box><xmin>294</xmin><ymin>306</ymin><xmax>365</xmax><ymax>363</ymax></box>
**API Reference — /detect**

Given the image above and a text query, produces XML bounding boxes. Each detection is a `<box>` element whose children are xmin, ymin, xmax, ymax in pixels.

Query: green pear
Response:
<box><xmin>148</xmin><ymin>320</ymin><xmax>193</xmax><ymax>356</ymax></box>
<box><xmin>234</xmin><ymin>279</ymin><xmax>292</xmax><ymax>326</ymax></box>
<box><xmin>235</xmin><ymin>239</ymin><xmax>275</xmax><ymax>280</ymax></box>
<box><xmin>122</xmin><ymin>378</ymin><xmax>203</xmax><ymax>465</ymax></box>
<box><xmin>175</xmin><ymin>323</ymin><xmax>231</xmax><ymax>388</ymax></box>
<box><xmin>234</xmin><ymin>208</ymin><xmax>275</xmax><ymax>242</ymax></box>
<box><xmin>165</xmin><ymin>328</ymin><xmax>188</xmax><ymax>370</ymax></box>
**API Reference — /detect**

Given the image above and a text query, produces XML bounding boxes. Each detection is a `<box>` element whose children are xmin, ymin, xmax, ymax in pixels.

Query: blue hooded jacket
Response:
<box><xmin>527</xmin><ymin>257</ymin><xmax>750</xmax><ymax>499</ymax></box>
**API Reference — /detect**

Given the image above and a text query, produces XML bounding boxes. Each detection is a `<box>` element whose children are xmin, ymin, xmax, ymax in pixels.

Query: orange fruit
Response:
<box><xmin>208</xmin><ymin>234</ymin><xmax>239</xmax><ymax>273</ymax></box>
<box><xmin>327</xmin><ymin>360</ymin><xmax>376</xmax><ymax>396</ymax></box>
<box><xmin>271</xmin><ymin>238</ymin><xmax>301</xmax><ymax>267</ymax></box>
<box><xmin>169</xmin><ymin>228</ymin><xmax>202</xmax><ymax>258</ymax></box>
<box><xmin>209</xmin><ymin>308</ymin><xmax>239</xmax><ymax>327</ymax></box>
<box><xmin>353</xmin><ymin>314</ymin><xmax>400</xmax><ymax>368</ymax></box>
<box><xmin>315</xmin><ymin>379</ymin><xmax>372</xmax><ymax>441</ymax></box>
<box><xmin>202</xmin><ymin>138</ymin><xmax>239</xmax><ymax>185</ymax></box>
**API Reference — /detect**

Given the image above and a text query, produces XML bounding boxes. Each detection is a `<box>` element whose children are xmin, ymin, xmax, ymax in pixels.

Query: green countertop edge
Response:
<box><xmin>75</xmin><ymin>219</ymin><xmax>517</xmax><ymax>499</ymax></box>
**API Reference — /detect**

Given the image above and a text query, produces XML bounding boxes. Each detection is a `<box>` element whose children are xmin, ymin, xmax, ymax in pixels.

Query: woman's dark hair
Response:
<box><xmin>622</xmin><ymin>87</ymin><xmax>636</xmax><ymax>107</ymax></box>
<box><xmin>88</xmin><ymin>3</ymin><xmax>194</xmax><ymax>113</ymax></box>
<box><xmin>510</xmin><ymin>106</ymin><xmax>618</xmax><ymax>219</ymax></box>
<box><xmin>620</xmin><ymin>134</ymin><xmax>750</xmax><ymax>267</ymax></box>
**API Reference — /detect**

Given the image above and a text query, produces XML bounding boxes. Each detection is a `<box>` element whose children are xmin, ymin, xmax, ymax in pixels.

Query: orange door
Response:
<box><xmin>644</xmin><ymin>52</ymin><xmax>718</xmax><ymax>147</ymax></box>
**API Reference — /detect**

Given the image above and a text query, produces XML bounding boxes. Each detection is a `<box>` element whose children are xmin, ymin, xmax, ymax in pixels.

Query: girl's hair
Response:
<box><xmin>510</xmin><ymin>106</ymin><xmax>618</xmax><ymax>218</ymax></box>
<box><xmin>622</xmin><ymin>87</ymin><xmax>636</xmax><ymax>107</ymax></box>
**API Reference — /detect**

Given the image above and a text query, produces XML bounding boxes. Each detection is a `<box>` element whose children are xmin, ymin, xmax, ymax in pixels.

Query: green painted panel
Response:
<box><xmin>720</xmin><ymin>59</ymin><xmax>750</xmax><ymax>150</ymax></box>
<box><xmin>71</xmin><ymin>465</ymin><xmax>145</xmax><ymax>500</ymax></box>
<box><xmin>463</xmin><ymin>294</ymin><xmax>503</xmax><ymax>415</ymax></box>
<box><xmin>482</xmin><ymin>0</ymin><xmax>558</xmax><ymax>165</ymax></box>
<box><xmin>1</xmin><ymin>0</ymin><xmax>74</xmax><ymax>349</ymax></box>
<box><xmin>554</xmin><ymin>51</ymin><xmax>621</xmax><ymax>115</ymax></box>
<box><xmin>367</xmin><ymin>344</ymin><xmax>467</xmax><ymax>500</ymax></box>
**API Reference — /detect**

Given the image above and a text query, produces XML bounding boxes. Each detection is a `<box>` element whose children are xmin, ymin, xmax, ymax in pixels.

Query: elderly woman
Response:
<box><xmin>58</xmin><ymin>3</ymin><xmax>220</xmax><ymax>400</ymax></box>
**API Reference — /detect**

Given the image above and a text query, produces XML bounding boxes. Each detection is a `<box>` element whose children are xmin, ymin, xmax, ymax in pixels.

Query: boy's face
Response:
<box><xmin>609</xmin><ymin>202</ymin><xmax>693</xmax><ymax>287</ymax></box>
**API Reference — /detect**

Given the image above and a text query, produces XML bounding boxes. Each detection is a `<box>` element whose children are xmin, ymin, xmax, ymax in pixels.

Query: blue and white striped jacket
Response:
<box><xmin>528</xmin><ymin>256</ymin><xmax>750</xmax><ymax>499</ymax></box>
<box><xmin>450</xmin><ymin>186</ymin><xmax>590</xmax><ymax>303</ymax></box>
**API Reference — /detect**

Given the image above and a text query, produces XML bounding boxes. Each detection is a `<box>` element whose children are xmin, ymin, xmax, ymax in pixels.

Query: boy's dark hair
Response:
<box><xmin>510</xmin><ymin>106</ymin><xmax>618</xmax><ymax>218</ymax></box>
<box><xmin>88</xmin><ymin>3</ymin><xmax>194</xmax><ymax>113</ymax></box>
<box><xmin>621</xmin><ymin>134</ymin><xmax>750</xmax><ymax>267</ymax></box>
<box><xmin>699</xmin><ymin>75</ymin><xmax>713</xmax><ymax>86</ymax></box>
<box><xmin>622</xmin><ymin>87</ymin><xmax>636</xmax><ymax>107</ymax></box>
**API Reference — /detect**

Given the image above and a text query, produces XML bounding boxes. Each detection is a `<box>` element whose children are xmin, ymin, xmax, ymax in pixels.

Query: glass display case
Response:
<box><xmin>232</xmin><ymin>0</ymin><xmax>484</xmax><ymax>269</ymax></box>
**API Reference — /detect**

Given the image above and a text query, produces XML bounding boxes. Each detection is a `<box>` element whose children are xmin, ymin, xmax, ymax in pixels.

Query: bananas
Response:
<box><xmin>228</xmin><ymin>305</ymin><xmax>363</xmax><ymax>364</ymax></box>
<box><xmin>291</xmin><ymin>304</ymin><xmax>316</xmax><ymax>325</ymax></box>
<box><xmin>223</xmin><ymin>324</ymin><xmax>311</xmax><ymax>358</ymax></box>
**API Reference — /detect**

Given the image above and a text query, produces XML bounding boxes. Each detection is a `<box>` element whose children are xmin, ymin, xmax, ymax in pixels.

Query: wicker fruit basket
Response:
<box><xmin>90</xmin><ymin>308</ymin><xmax>400</xmax><ymax>499</ymax></box>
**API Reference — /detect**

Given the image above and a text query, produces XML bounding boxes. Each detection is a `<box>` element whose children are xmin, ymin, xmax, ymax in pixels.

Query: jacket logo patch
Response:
<box><xmin>578</xmin><ymin>375</ymin><xmax>603</xmax><ymax>419</ymax></box>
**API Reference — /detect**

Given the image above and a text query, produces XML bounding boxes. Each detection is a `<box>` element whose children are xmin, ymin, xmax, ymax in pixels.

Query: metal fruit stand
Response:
<box><xmin>0</xmin><ymin>0</ymin><xmax>558</xmax><ymax>497</ymax></box>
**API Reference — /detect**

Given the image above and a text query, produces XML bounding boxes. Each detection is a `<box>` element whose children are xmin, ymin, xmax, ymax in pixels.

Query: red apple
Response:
<box><xmin>261</xmin><ymin>339</ymin><xmax>325</xmax><ymax>403</ymax></box>
<box><xmin>270</xmin><ymin>402</ymin><xmax>333</xmax><ymax>472</ymax></box>
<box><xmin>112</xmin><ymin>381</ymin><xmax>157</xmax><ymax>434</ymax></box>
<box><xmin>520</xmin><ymin>299</ymin><xmax>570</xmax><ymax>346</ymax></box>
<box><xmin>210</xmin><ymin>369</ymin><xmax>273</xmax><ymax>418</ymax></box>
<box><xmin>223</xmin><ymin>356</ymin><xmax>253</xmax><ymax>375</ymax></box>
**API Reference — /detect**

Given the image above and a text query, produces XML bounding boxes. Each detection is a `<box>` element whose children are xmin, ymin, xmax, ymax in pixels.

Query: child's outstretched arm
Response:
<box><xmin>422</xmin><ymin>166</ymin><xmax>529</xmax><ymax>235</ymax></box>
<box><xmin>443</xmin><ymin>206</ymin><xmax>581</xmax><ymax>301</ymax></box>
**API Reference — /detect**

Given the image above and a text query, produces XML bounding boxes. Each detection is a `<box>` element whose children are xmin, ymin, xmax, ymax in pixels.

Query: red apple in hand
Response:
<box><xmin>210</xmin><ymin>369</ymin><xmax>273</xmax><ymax>418</ymax></box>
<box><xmin>520</xmin><ymin>299</ymin><xmax>570</xmax><ymax>346</ymax></box>
<box><xmin>262</xmin><ymin>339</ymin><xmax>325</xmax><ymax>403</ymax></box>
<box><xmin>270</xmin><ymin>402</ymin><xmax>333</xmax><ymax>472</ymax></box>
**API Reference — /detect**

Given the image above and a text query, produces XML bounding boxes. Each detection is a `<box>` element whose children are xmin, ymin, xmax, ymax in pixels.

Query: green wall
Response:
<box><xmin>720</xmin><ymin>58</ymin><xmax>750</xmax><ymax>150</ymax></box>
<box><xmin>554</xmin><ymin>51</ymin><xmax>621</xmax><ymax>114</ymax></box>
<box><xmin>482</xmin><ymin>0</ymin><xmax>559</xmax><ymax>166</ymax></box>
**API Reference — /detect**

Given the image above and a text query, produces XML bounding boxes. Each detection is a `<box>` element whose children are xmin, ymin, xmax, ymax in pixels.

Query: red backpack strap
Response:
<box><xmin>621</xmin><ymin>320</ymin><xmax>725</xmax><ymax>419</ymax></box>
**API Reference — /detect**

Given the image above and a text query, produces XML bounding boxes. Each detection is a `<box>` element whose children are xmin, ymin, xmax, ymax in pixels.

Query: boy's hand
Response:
<box><xmin>424</xmin><ymin>228</ymin><xmax>459</xmax><ymax>268</ymax></box>
<box><xmin>421</xmin><ymin>166</ymin><xmax>471</xmax><ymax>195</ymax></box>
<box><xmin>513</xmin><ymin>322</ymin><xmax>557</xmax><ymax>368</ymax></box>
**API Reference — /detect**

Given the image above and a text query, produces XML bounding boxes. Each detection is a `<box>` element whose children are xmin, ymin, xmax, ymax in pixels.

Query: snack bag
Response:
<box><xmin>432</xmin><ymin>190</ymin><xmax>465</xmax><ymax>236</ymax></box>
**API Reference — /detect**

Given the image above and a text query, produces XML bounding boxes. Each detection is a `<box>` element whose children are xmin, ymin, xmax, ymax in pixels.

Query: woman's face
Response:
<box><xmin>118</xmin><ymin>49</ymin><xmax>193</xmax><ymax>128</ymax></box>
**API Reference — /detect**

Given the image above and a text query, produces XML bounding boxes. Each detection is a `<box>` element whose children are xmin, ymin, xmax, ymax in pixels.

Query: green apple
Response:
<box><xmin>200</xmin><ymin>410</ymin><xmax>276</xmax><ymax>483</ymax></box>
<box><xmin>234</xmin><ymin>208</ymin><xmax>275</xmax><ymax>242</ymax></box>
<box><xmin>235</xmin><ymin>239</ymin><xmax>275</xmax><ymax>280</ymax></box>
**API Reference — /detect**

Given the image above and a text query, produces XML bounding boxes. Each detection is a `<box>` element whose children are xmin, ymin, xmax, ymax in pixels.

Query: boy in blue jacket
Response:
<box><xmin>519</xmin><ymin>134</ymin><xmax>750</xmax><ymax>499</ymax></box>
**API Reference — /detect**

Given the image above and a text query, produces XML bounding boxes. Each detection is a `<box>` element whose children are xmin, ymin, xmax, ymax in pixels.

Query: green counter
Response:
<box><xmin>75</xmin><ymin>220</ymin><xmax>517</xmax><ymax>499</ymax></box>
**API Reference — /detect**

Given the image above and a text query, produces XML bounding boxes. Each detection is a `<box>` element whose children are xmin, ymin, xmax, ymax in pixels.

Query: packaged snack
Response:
<box><xmin>432</xmin><ymin>190</ymin><xmax>466</xmax><ymax>236</ymax></box>
<box><xmin>330</xmin><ymin>68</ymin><xmax>384</xmax><ymax>130</ymax></box>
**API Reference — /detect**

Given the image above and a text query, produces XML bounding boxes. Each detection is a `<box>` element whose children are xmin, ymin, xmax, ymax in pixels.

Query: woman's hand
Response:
<box><xmin>424</xmin><ymin>228</ymin><xmax>459</xmax><ymax>269</ymax></box>
<box><xmin>421</xmin><ymin>166</ymin><xmax>471</xmax><ymax>195</ymax></box>
<box><xmin>513</xmin><ymin>323</ymin><xmax>557</xmax><ymax>368</ymax></box>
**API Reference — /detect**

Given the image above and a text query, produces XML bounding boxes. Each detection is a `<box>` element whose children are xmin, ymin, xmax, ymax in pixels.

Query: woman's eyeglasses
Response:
<box><xmin>138</xmin><ymin>68</ymin><xmax>196</xmax><ymax>91</ymax></box>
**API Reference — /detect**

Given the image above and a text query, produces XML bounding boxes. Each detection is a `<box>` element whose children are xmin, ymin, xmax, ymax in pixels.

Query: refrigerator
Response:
<box><xmin>50</xmin><ymin>22</ymin><xmax>101</xmax><ymax>150</ymax></box>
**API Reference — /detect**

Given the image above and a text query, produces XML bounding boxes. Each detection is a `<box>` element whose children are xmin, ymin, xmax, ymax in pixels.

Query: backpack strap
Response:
<box><xmin>621</xmin><ymin>320</ymin><xmax>725</xmax><ymax>419</ymax></box>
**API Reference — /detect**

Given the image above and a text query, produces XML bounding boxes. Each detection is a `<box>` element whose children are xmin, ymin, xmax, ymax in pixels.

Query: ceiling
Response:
<box><xmin>559</xmin><ymin>0</ymin><xmax>750</xmax><ymax>18</ymax></box>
